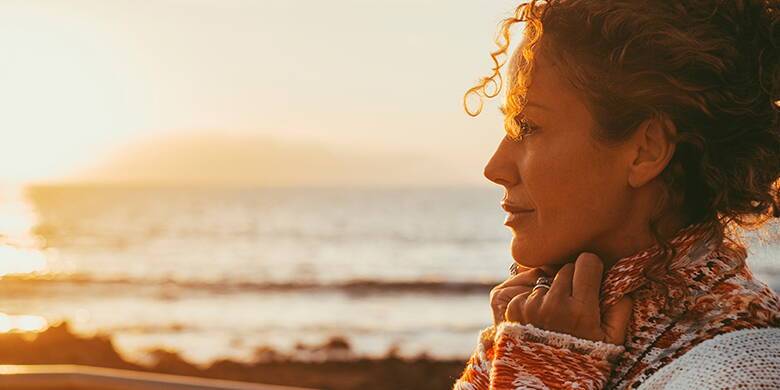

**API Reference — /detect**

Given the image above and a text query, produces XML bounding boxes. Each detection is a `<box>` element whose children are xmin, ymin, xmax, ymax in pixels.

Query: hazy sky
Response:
<box><xmin>1</xmin><ymin>0</ymin><xmax>522</xmax><ymax>186</ymax></box>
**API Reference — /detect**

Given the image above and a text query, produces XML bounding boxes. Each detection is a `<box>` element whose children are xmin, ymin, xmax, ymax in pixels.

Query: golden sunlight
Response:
<box><xmin>0</xmin><ymin>186</ymin><xmax>48</xmax><ymax>276</ymax></box>
<box><xmin>0</xmin><ymin>313</ymin><xmax>49</xmax><ymax>333</ymax></box>
<box><xmin>0</xmin><ymin>3</ymin><xmax>154</xmax><ymax>183</ymax></box>
<box><xmin>0</xmin><ymin>186</ymin><xmax>38</xmax><ymax>238</ymax></box>
<box><xmin>0</xmin><ymin>246</ymin><xmax>47</xmax><ymax>277</ymax></box>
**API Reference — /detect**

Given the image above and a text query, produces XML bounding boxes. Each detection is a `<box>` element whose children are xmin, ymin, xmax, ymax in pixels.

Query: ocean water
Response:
<box><xmin>0</xmin><ymin>185</ymin><xmax>778</xmax><ymax>365</ymax></box>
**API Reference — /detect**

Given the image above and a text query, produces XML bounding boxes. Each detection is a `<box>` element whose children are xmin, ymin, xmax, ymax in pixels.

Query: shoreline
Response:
<box><xmin>0</xmin><ymin>321</ymin><xmax>467</xmax><ymax>390</ymax></box>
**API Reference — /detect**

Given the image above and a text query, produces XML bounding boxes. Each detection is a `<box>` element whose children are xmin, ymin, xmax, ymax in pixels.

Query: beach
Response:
<box><xmin>0</xmin><ymin>321</ymin><xmax>466</xmax><ymax>390</ymax></box>
<box><xmin>1</xmin><ymin>186</ymin><xmax>778</xmax><ymax>389</ymax></box>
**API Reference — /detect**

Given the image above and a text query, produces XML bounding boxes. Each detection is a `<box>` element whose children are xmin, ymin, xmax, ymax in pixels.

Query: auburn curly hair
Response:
<box><xmin>466</xmin><ymin>0</ymin><xmax>780</xmax><ymax>306</ymax></box>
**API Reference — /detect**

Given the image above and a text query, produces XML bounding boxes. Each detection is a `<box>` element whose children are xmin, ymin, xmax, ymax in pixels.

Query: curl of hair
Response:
<box><xmin>468</xmin><ymin>0</ymin><xmax>780</xmax><ymax>313</ymax></box>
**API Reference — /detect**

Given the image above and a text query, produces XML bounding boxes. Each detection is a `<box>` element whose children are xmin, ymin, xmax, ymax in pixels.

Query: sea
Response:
<box><xmin>0</xmin><ymin>185</ymin><xmax>778</xmax><ymax>366</ymax></box>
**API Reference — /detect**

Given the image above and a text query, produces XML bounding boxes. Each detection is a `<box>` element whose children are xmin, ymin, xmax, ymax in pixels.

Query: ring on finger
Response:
<box><xmin>509</xmin><ymin>263</ymin><xmax>519</xmax><ymax>276</ymax></box>
<box><xmin>532</xmin><ymin>276</ymin><xmax>553</xmax><ymax>293</ymax></box>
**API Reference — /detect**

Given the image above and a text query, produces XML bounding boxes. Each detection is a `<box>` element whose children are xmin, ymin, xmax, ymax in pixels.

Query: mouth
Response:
<box><xmin>500</xmin><ymin>201</ymin><xmax>534</xmax><ymax>214</ymax></box>
<box><xmin>501</xmin><ymin>201</ymin><xmax>534</xmax><ymax>226</ymax></box>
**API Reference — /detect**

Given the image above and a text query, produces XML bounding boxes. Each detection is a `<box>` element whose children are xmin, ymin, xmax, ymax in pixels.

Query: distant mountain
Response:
<box><xmin>70</xmin><ymin>132</ymin><xmax>477</xmax><ymax>187</ymax></box>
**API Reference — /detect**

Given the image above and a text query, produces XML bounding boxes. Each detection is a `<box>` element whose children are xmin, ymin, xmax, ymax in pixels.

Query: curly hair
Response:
<box><xmin>466</xmin><ymin>0</ymin><xmax>780</xmax><ymax>308</ymax></box>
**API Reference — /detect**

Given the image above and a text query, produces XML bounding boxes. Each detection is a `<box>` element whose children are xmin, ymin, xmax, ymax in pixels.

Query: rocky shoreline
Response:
<box><xmin>0</xmin><ymin>321</ymin><xmax>467</xmax><ymax>390</ymax></box>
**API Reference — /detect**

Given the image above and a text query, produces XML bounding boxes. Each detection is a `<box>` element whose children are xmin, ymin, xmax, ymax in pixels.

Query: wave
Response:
<box><xmin>6</xmin><ymin>272</ymin><xmax>778</xmax><ymax>296</ymax></box>
<box><xmin>0</xmin><ymin>273</ymin><xmax>498</xmax><ymax>295</ymax></box>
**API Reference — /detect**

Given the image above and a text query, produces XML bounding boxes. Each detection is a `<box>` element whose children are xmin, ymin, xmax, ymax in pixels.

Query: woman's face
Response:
<box><xmin>484</xmin><ymin>51</ymin><xmax>635</xmax><ymax>268</ymax></box>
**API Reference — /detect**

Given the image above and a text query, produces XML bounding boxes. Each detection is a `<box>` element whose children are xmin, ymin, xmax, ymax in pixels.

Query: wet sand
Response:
<box><xmin>0</xmin><ymin>321</ymin><xmax>467</xmax><ymax>390</ymax></box>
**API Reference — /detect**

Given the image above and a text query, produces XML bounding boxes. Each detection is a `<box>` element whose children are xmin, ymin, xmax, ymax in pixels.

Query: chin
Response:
<box><xmin>510</xmin><ymin>236</ymin><xmax>565</xmax><ymax>268</ymax></box>
<box><xmin>511</xmin><ymin>238</ymin><xmax>543</xmax><ymax>267</ymax></box>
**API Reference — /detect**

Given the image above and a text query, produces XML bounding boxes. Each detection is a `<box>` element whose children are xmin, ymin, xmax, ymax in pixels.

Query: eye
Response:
<box><xmin>515</xmin><ymin>116</ymin><xmax>540</xmax><ymax>136</ymax></box>
<box><xmin>499</xmin><ymin>104</ymin><xmax>539</xmax><ymax>141</ymax></box>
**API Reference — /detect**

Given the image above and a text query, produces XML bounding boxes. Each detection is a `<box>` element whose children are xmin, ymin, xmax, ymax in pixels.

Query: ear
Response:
<box><xmin>627</xmin><ymin>116</ymin><xmax>677</xmax><ymax>188</ymax></box>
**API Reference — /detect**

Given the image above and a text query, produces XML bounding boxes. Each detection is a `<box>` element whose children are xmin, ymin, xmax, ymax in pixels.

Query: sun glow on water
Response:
<box><xmin>0</xmin><ymin>246</ymin><xmax>47</xmax><ymax>277</ymax></box>
<box><xmin>0</xmin><ymin>185</ymin><xmax>50</xmax><ymax>276</ymax></box>
<box><xmin>0</xmin><ymin>313</ymin><xmax>49</xmax><ymax>333</ymax></box>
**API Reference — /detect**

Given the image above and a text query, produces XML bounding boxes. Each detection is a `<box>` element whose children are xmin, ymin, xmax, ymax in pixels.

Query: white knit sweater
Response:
<box><xmin>637</xmin><ymin>327</ymin><xmax>780</xmax><ymax>389</ymax></box>
<box><xmin>452</xmin><ymin>226</ymin><xmax>780</xmax><ymax>390</ymax></box>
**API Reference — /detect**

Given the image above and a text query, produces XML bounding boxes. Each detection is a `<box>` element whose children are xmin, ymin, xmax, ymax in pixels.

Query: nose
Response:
<box><xmin>483</xmin><ymin>136</ymin><xmax>520</xmax><ymax>187</ymax></box>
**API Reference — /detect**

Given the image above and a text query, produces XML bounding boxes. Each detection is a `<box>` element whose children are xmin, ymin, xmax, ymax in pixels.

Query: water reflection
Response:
<box><xmin>0</xmin><ymin>185</ymin><xmax>50</xmax><ymax>277</ymax></box>
<box><xmin>0</xmin><ymin>313</ymin><xmax>48</xmax><ymax>333</ymax></box>
<box><xmin>0</xmin><ymin>186</ymin><xmax>51</xmax><ymax>334</ymax></box>
<box><xmin>0</xmin><ymin>246</ymin><xmax>46</xmax><ymax>276</ymax></box>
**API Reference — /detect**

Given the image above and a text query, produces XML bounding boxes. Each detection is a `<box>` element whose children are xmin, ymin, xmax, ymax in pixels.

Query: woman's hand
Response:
<box><xmin>489</xmin><ymin>264</ymin><xmax>561</xmax><ymax>327</ymax></box>
<box><xmin>495</xmin><ymin>253</ymin><xmax>633</xmax><ymax>345</ymax></box>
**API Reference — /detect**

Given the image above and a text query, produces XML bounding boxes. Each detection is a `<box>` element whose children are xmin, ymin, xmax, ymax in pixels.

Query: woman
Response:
<box><xmin>453</xmin><ymin>0</ymin><xmax>780</xmax><ymax>389</ymax></box>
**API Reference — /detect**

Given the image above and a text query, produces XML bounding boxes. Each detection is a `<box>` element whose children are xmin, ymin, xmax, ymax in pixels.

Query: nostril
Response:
<box><xmin>484</xmin><ymin>165</ymin><xmax>513</xmax><ymax>187</ymax></box>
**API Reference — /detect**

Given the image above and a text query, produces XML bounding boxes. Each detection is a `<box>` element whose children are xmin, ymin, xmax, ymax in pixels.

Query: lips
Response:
<box><xmin>500</xmin><ymin>201</ymin><xmax>534</xmax><ymax>213</ymax></box>
<box><xmin>501</xmin><ymin>201</ymin><xmax>534</xmax><ymax>227</ymax></box>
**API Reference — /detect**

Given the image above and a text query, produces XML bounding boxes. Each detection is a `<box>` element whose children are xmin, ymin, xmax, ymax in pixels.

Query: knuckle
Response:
<box><xmin>508</xmin><ymin>292</ymin><xmax>526</xmax><ymax>306</ymax></box>
<box><xmin>507</xmin><ymin>292</ymin><xmax>529</xmax><ymax>311</ymax></box>
<box><xmin>490</xmin><ymin>287</ymin><xmax>507</xmax><ymax>302</ymax></box>
<box><xmin>540</xmin><ymin>292</ymin><xmax>558</xmax><ymax>305</ymax></box>
<box><xmin>490</xmin><ymin>289</ymin><xmax>508</xmax><ymax>303</ymax></box>
<box><xmin>493</xmin><ymin>279</ymin><xmax>508</xmax><ymax>290</ymax></box>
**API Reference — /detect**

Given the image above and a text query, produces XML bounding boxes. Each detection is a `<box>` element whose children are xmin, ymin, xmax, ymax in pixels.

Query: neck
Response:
<box><xmin>593</xmin><ymin>190</ymin><xmax>688</xmax><ymax>271</ymax></box>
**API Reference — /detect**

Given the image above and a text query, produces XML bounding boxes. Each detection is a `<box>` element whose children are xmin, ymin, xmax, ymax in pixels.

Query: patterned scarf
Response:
<box><xmin>598</xmin><ymin>223</ymin><xmax>780</xmax><ymax>389</ymax></box>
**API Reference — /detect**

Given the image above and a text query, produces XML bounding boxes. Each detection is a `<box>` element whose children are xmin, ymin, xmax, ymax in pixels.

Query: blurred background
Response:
<box><xmin>0</xmin><ymin>1</ymin><xmax>778</xmax><ymax>389</ymax></box>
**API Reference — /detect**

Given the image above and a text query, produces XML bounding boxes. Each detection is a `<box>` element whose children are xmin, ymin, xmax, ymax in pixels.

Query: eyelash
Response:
<box><xmin>498</xmin><ymin>104</ymin><xmax>540</xmax><ymax>138</ymax></box>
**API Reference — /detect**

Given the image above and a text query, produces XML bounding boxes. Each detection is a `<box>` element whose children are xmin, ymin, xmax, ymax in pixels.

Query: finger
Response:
<box><xmin>523</xmin><ymin>283</ymin><xmax>549</xmax><ymax>326</ymax></box>
<box><xmin>491</xmin><ymin>270</ymin><xmax>541</xmax><ymax>324</ymax></box>
<box><xmin>547</xmin><ymin>262</ymin><xmax>574</xmax><ymax>299</ymax></box>
<box><xmin>491</xmin><ymin>285</ymin><xmax>531</xmax><ymax>325</ymax></box>
<box><xmin>602</xmin><ymin>295</ymin><xmax>634</xmax><ymax>345</ymax></box>
<box><xmin>512</xmin><ymin>263</ymin><xmax>533</xmax><ymax>274</ymax></box>
<box><xmin>539</xmin><ymin>264</ymin><xmax>564</xmax><ymax>277</ymax></box>
<box><xmin>497</xmin><ymin>267</ymin><xmax>545</xmax><ymax>288</ymax></box>
<box><xmin>504</xmin><ymin>291</ymin><xmax>531</xmax><ymax>324</ymax></box>
<box><xmin>492</xmin><ymin>310</ymin><xmax>502</xmax><ymax>327</ymax></box>
<box><xmin>492</xmin><ymin>286</ymin><xmax>532</xmax><ymax>306</ymax></box>
<box><xmin>571</xmin><ymin>253</ymin><xmax>604</xmax><ymax>305</ymax></box>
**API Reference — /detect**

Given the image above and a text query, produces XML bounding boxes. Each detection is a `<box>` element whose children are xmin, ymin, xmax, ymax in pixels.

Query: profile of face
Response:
<box><xmin>484</xmin><ymin>47</ymin><xmax>652</xmax><ymax>268</ymax></box>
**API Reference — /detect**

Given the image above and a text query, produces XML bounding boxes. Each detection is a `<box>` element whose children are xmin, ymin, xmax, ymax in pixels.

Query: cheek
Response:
<box><xmin>526</xmin><ymin>148</ymin><xmax>614</xmax><ymax>221</ymax></box>
<box><xmin>514</xmin><ymin>143</ymin><xmax>625</xmax><ymax>263</ymax></box>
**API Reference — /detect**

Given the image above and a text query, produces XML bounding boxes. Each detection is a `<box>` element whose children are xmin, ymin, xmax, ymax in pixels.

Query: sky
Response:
<box><xmin>0</xmin><ymin>0</ymin><xmax>523</xmax><ymax>187</ymax></box>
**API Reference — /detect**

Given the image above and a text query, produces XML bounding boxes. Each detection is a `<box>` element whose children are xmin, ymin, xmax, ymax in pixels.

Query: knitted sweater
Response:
<box><xmin>452</xmin><ymin>224</ymin><xmax>780</xmax><ymax>389</ymax></box>
<box><xmin>635</xmin><ymin>327</ymin><xmax>780</xmax><ymax>389</ymax></box>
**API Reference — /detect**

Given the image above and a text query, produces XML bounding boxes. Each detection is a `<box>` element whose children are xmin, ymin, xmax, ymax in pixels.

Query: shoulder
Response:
<box><xmin>637</xmin><ymin>327</ymin><xmax>780</xmax><ymax>390</ymax></box>
<box><xmin>711</xmin><ymin>265</ymin><xmax>778</xmax><ymax>310</ymax></box>
<box><xmin>684</xmin><ymin>245</ymin><xmax>780</xmax><ymax>328</ymax></box>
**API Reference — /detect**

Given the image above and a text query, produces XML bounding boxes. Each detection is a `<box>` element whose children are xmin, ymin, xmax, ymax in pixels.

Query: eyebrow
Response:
<box><xmin>524</xmin><ymin>101</ymin><xmax>550</xmax><ymax>111</ymax></box>
<box><xmin>498</xmin><ymin>101</ymin><xmax>550</xmax><ymax>114</ymax></box>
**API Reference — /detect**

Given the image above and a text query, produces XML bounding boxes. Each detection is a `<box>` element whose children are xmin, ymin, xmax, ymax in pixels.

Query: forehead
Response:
<box><xmin>507</xmin><ymin>44</ymin><xmax>526</xmax><ymax>91</ymax></box>
<box><xmin>507</xmin><ymin>44</ymin><xmax>567</xmax><ymax>107</ymax></box>
<box><xmin>510</xmin><ymin>51</ymin><xmax>600</xmax><ymax>133</ymax></box>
